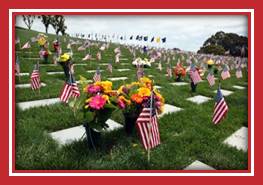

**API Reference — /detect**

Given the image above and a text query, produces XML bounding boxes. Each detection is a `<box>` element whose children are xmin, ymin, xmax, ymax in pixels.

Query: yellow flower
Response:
<box><xmin>119</xmin><ymin>96</ymin><xmax>131</xmax><ymax>105</ymax></box>
<box><xmin>95</xmin><ymin>81</ymin><xmax>112</xmax><ymax>91</ymax></box>
<box><xmin>102</xmin><ymin>95</ymin><xmax>110</xmax><ymax>104</ymax></box>
<box><xmin>117</xmin><ymin>85</ymin><xmax>124</xmax><ymax>94</ymax></box>
<box><xmin>139</xmin><ymin>77</ymin><xmax>152</xmax><ymax>85</ymax></box>
<box><xmin>138</xmin><ymin>87</ymin><xmax>151</xmax><ymax>97</ymax></box>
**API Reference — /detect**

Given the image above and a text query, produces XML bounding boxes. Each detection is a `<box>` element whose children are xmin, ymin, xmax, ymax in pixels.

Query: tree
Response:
<box><xmin>38</xmin><ymin>15</ymin><xmax>52</xmax><ymax>33</ymax></box>
<box><xmin>198</xmin><ymin>31</ymin><xmax>248</xmax><ymax>57</ymax></box>
<box><xmin>22</xmin><ymin>15</ymin><xmax>35</xmax><ymax>30</ymax></box>
<box><xmin>198</xmin><ymin>45</ymin><xmax>226</xmax><ymax>56</ymax></box>
<box><xmin>51</xmin><ymin>15</ymin><xmax>67</xmax><ymax>36</ymax></box>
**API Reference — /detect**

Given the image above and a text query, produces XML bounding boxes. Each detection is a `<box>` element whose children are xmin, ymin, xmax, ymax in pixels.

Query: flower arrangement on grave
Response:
<box><xmin>116</xmin><ymin>77</ymin><xmax>165</xmax><ymax>134</ymax></box>
<box><xmin>132</xmin><ymin>57</ymin><xmax>152</xmax><ymax>67</ymax></box>
<box><xmin>173</xmin><ymin>63</ymin><xmax>186</xmax><ymax>82</ymax></box>
<box><xmin>81</xmin><ymin>80</ymin><xmax>119</xmax><ymax>131</ymax></box>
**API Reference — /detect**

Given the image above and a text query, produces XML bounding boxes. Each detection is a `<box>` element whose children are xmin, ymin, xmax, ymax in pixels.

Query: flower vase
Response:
<box><xmin>123</xmin><ymin>112</ymin><xmax>139</xmax><ymax>136</ymax></box>
<box><xmin>176</xmin><ymin>74</ymin><xmax>182</xmax><ymax>82</ymax></box>
<box><xmin>83</xmin><ymin>122</ymin><xmax>101</xmax><ymax>150</ymax></box>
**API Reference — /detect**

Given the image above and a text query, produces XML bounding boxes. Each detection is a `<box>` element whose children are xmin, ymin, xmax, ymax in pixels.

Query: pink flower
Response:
<box><xmin>118</xmin><ymin>99</ymin><xmax>126</xmax><ymax>109</ymax></box>
<box><xmin>87</xmin><ymin>85</ymin><xmax>101</xmax><ymax>94</ymax></box>
<box><xmin>155</xmin><ymin>101</ymin><xmax>161</xmax><ymax>109</ymax></box>
<box><xmin>89</xmin><ymin>95</ymin><xmax>106</xmax><ymax>110</ymax></box>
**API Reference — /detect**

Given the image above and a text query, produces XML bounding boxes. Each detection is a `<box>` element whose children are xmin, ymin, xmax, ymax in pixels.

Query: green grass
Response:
<box><xmin>15</xmin><ymin>27</ymin><xmax>248</xmax><ymax>170</ymax></box>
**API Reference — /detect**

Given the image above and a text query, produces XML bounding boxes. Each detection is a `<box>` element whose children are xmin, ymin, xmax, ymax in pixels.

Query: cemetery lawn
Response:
<box><xmin>15</xmin><ymin>27</ymin><xmax>248</xmax><ymax>170</ymax></box>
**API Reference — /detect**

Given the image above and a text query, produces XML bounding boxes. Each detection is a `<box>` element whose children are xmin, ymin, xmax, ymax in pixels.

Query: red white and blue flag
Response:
<box><xmin>107</xmin><ymin>62</ymin><xmax>113</xmax><ymax>73</ymax></box>
<box><xmin>137</xmin><ymin>65</ymin><xmax>144</xmax><ymax>80</ymax></box>
<box><xmin>206</xmin><ymin>71</ymin><xmax>215</xmax><ymax>87</ymax></box>
<box><xmin>93</xmin><ymin>68</ymin><xmax>101</xmax><ymax>82</ymax></box>
<box><xmin>30</xmin><ymin>64</ymin><xmax>41</xmax><ymax>90</ymax></box>
<box><xmin>15</xmin><ymin>55</ymin><xmax>20</xmax><ymax>76</ymax></box>
<box><xmin>59</xmin><ymin>77</ymin><xmax>80</xmax><ymax>103</ymax></box>
<box><xmin>212</xmin><ymin>87</ymin><xmax>228</xmax><ymax>124</ymax></box>
<box><xmin>136</xmin><ymin>92</ymin><xmax>161</xmax><ymax>150</ymax></box>
<box><xmin>21</xmin><ymin>41</ymin><xmax>31</xmax><ymax>49</ymax></box>
<box><xmin>236</xmin><ymin>66</ymin><xmax>243</xmax><ymax>79</ymax></box>
<box><xmin>166</xmin><ymin>64</ymin><xmax>172</xmax><ymax>78</ymax></box>
<box><xmin>189</xmin><ymin>66</ymin><xmax>202</xmax><ymax>85</ymax></box>
<box><xmin>221</xmin><ymin>65</ymin><xmax>231</xmax><ymax>80</ymax></box>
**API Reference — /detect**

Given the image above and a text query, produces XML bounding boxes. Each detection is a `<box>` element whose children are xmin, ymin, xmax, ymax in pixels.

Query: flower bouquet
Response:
<box><xmin>116</xmin><ymin>77</ymin><xmax>165</xmax><ymax>135</ymax></box>
<box><xmin>173</xmin><ymin>63</ymin><xmax>186</xmax><ymax>82</ymax></box>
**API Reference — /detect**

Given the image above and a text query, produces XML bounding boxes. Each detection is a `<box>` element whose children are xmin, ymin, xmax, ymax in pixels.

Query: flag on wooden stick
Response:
<box><xmin>93</xmin><ymin>67</ymin><xmax>101</xmax><ymax>82</ymax></box>
<box><xmin>236</xmin><ymin>66</ymin><xmax>243</xmax><ymax>79</ymax></box>
<box><xmin>136</xmin><ymin>91</ymin><xmax>161</xmax><ymax>150</ymax></box>
<box><xmin>107</xmin><ymin>62</ymin><xmax>113</xmax><ymax>73</ymax></box>
<box><xmin>21</xmin><ymin>41</ymin><xmax>31</xmax><ymax>49</ymax></box>
<box><xmin>30</xmin><ymin>64</ymin><xmax>41</xmax><ymax>90</ymax></box>
<box><xmin>136</xmin><ymin>65</ymin><xmax>144</xmax><ymax>80</ymax></box>
<box><xmin>206</xmin><ymin>70</ymin><xmax>215</xmax><ymax>87</ymax></box>
<box><xmin>166</xmin><ymin>64</ymin><xmax>172</xmax><ymax>78</ymax></box>
<box><xmin>15</xmin><ymin>55</ymin><xmax>20</xmax><ymax>76</ymax></box>
<box><xmin>59</xmin><ymin>75</ymin><xmax>80</xmax><ymax>103</ymax></box>
<box><xmin>212</xmin><ymin>86</ymin><xmax>228</xmax><ymax>124</ymax></box>
<box><xmin>189</xmin><ymin>65</ymin><xmax>202</xmax><ymax>85</ymax></box>
<box><xmin>221</xmin><ymin>65</ymin><xmax>231</xmax><ymax>80</ymax></box>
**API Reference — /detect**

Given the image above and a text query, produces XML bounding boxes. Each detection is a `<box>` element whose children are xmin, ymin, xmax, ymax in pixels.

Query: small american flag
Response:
<box><xmin>158</xmin><ymin>62</ymin><xmax>162</xmax><ymax>71</ymax></box>
<box><xmin>236</xmin><ymin>68</ymin><xmax>243</xmax><ymax>79</ymax></box>
<box><xmin>206</xmin><ymin>71</ymin><xmax>215</xmax><ymax>87</ymax></box>
<box><xmin>93</xmin><ymin>68</ymin><xmax>101</xmax><ymax>82</ymax></box>
<box><xmin>77</xmin><ymin>45</ymin><xmax>86</xmax><ymax>51</ymax></box>
<box><xmin>82</xmin><ymin>54</ymin><xmax>92</xmax><ymax>61</ymax></box>
<box><xmin>221</xmin><ymin>65</ymin><xmax>231</xmax><ymax>80</ymax></box>
<box><xmin>59</xmin><ymin>77</ymin><xmax>80</xmax><ymax>103</ymax></box>
<box><xmin>107</xmin><ymin>62</ymin><xmax>113</xmax><ymax>73</ymax></box>
<box><xmin>21</xmin><ymin>41</ymin><xmax>31</xmax><ymax>49</ymax></box>
<box><xmin>136</xmin><ymin>92</ymin><xmax>161</xmax><ymax>150</ymax></box>
<box><xmin>212</xmin><ymin>87</ymin><xmax>228</xmax><ymax>124</ymax></box>
<box><xmin>15</xmin><ymin>37</ymin><xmax>20</xmax><ymax>44</ymax></box>
<box><xmin>166</xmin><ymin>64</ymin><xmax>172</xmax><ymax>78</ymax></box>
<box><xmin>15</xmin><ymin>55</ymin><xmax>20</xmax><ymax>76</ymax></box>
<box><xmin>30</xmin><ymin>64</ymin><xmax>41</xmax><ymax>90</ymax></box>
<box><xmin>189</xmin><ymin>66</ymin><xmax>202</xmax><ymax>85</ymax></box>
<box><xmin>96</xmin><ymin>52</ymin><xmax>101</xmax><ymax>61</ymax></box>
<box><xmin>137</xmin><ymin>66</ymin><xmax>144</xmax><ymax>80</ymax></box>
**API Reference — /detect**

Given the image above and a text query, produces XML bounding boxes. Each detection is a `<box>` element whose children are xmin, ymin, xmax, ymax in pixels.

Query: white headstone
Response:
<box><xmin>184</xmin><ymin>160</ymin><xmax>215</xmax><ymax>170</ymax></box>
<box><xmin>187</xmin><ymin>95</ymin><xmax>212</xmax><ymax>104</ymax></box>
<box><xmin>17</xmin><ymin>98</ymin><xmax>60</xmax><ymax>111</ymax></box>
<box><xmin>223</xmin><ymin>127</ymin><xmax>248</xmax><ymax>152</ymax></box>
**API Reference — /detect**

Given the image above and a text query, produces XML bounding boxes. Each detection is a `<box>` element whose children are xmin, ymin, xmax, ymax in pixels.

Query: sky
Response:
<box><xmin>16</xmin><ymin>15</ymin><xmax>247</xmax><ymax>52</ymax></box>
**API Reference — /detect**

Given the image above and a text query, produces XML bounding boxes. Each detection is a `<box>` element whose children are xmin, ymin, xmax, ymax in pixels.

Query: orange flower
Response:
<box><xmin>131</xmin><ymin>94</ymin><xmax>143</xmax><ymax>104</ymax></box>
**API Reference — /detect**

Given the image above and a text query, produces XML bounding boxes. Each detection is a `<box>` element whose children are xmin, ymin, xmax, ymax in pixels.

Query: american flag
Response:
<box><xmin>236</xmin><ymin>68</ymin><xmax>243</xmax><ymax>79</ymax></box>
<box><xmin>82</xmin><ymin>54</ymin><xmax>92</xmax><ymax>61</ymax></box>
<box><xmin>206</xmin><ymin>71</ymin><xmax>215</xmax><ymax>87</ymax></box>
<box><xmin>21</xmin><ymin>41</ymin><xmax>31</xmax><ymax>49</ymax></box>
<box><xmin>166</xmin><ymin>64</ymin><xmax>172</xmax><ymax>78</ymax></box>
<box><xmin>96</xmin><ymin>52</ymin><xmax>101</xmax><ymax>61</ymax></box>
<box><xmin>136</xmin><ymin>92</ymin><xmax>161</xmax><ymax>150</ymax></box>
<box><xmin>212</xmin><ymin>87</ymin><xmax>228</xmax><ymax>124</ymax></box>
<box><xmin>77</xmin><ymin>45</ymin><xmax>86</xmax><ymax>51</ymax></box>
<box><xmin>137</xmin><ymin>66</ymin><xmax>144</xmax><ymax>80</ymax></box>
<box><xmin>30</xmin><ymin>64</ymin><xmax>41</xmax><ymax>90</ymax></box>
<box><xmin>158</xmin><ymin>62</ymin><xmax>162</xmax><ymax>71</ymax></box>
<box><xmin>93</xmin><ymin>68</ymin><xmax>101</xmax><ymax>82</ymax></box>
<box><xmin>59</xmin><ymin>77</ymin><xmax>80</xmax><ymax>103</ymax></box>
<box><xmin>15</xmin><ymin>37</ymin><xmax>20</xmax><ymax>44</ymax></box>
<box><xmin>189</xmin><ymin>67</ymin><xmax>202</xmax><ymax>85</ymax></box>
<box><xmin>107</xmin><ymin>62</ymin><xmax>113</xmax><ymax>73</ymax></box>
<box><xmin>221</xmin><ymin>65</ymin><xmax>231</xmax><ymax>80</ymax></box>
<box><xmin>15</xmin><ymin>55</ymin><xmax>20</xmax><ymax>76</ymax></box>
